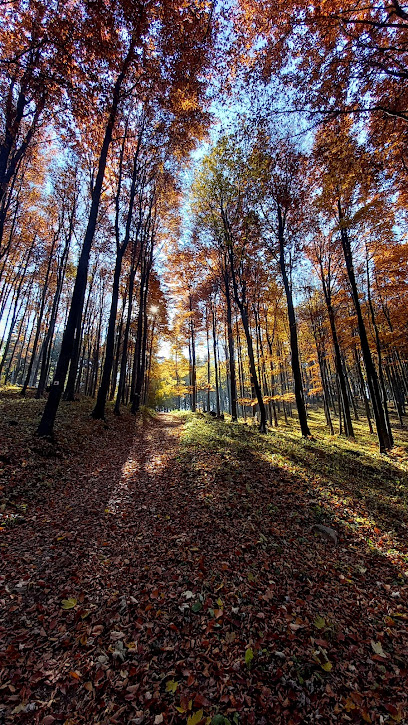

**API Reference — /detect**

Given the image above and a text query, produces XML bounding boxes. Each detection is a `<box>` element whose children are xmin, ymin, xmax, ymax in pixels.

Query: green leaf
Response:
<box><xmin>211</xmin><ymin>717</ymin><xmax>225</xmax><ymax>725</ymax></box>
<box><xmin>314</xmin><ymin>615</ymin><xmax>326</xmax><ymax>630</ymax></box>
<box><xmin>165</xmin><ymin>679</ymin><xmax>178</xmax><ymax>693</ymax></box>
<box><xmin>371</xmin><ymin>640</ymin><xmax>387</xmax><ymax>658</ymax></box>
<box><xmin>61</xmin><ymin>597</ymin><xmax>77</xmax><ymax>610</ymax></box>
<box><xmin>321</xmin><ymin>661</ymin><xmax>332</xmax><ymax>672</ymax></box>
<box><xmin>192</xmin><ymin>601</ymin><xmax>203</xmax><ymax>613</ymax></box>
<box><xmin>187</xmin><ymin>709</ymin><xmax>204</xmax><ymax>725</ymax></box>
<box><xmin>245</xmin><ymin>647</ymin><xmax>254</xmax><ymax>668</ymax></box>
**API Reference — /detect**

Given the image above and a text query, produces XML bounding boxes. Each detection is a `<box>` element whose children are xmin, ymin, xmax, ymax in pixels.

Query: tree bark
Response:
<box><xmin>37</xmin><ymin>46</ymin><xmax>134</xmax><ymax>436</ymax></box>
<box><xmin>337</xmin><ymin>199</ymin><xmax>392</xmax><ymax>451</ymax></box>
<box><xmin>278</xmin><ymin>211</ymin><xmax>310</xmax><ymax>437</ymax></box>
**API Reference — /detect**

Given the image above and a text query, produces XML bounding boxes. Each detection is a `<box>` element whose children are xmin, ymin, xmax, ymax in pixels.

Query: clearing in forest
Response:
<box><xmin>1</xmin><ymin>395</ymin><xmax>408</xmax><ymax>724</ymax></box>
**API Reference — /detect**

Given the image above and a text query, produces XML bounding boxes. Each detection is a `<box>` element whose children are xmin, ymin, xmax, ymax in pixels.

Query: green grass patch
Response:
<box><xmin>180</xmin><ymin>409</ymin><xmax>408</xmax><ymax>564</ymax></box>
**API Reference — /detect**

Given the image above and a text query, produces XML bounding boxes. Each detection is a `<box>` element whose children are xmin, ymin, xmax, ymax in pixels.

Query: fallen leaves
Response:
<box><xmin>313</xmin><ymin>615</ymin><xmax>326</xmax><ymax>629</ymax></box>
<box><xmin>244</xmin><ymin>647</ymin><xmax>254</xmax><ymax>668</ymax></box>
<box><xmin>165</xmin><ymin>679</ymin><xmax>179</xmax><ymax>693</ymax></box>
<box><xmin>187</xmin><ymin>710</ymin><xmax>204</xmax><ymax>725</ymax></box>
<box><xmin>0</xmin><ymin>406</ymin><xmax>407</xmax><ymax>724</ymax></box>
<box><xmin>371</xmin><ymin>640</ymin><xmax>387</xmax><ymax>658</ymax></box>
<box><xmin>61</xmin><ymin>597</ymin><xmax>77</xmax><ymax>609</ymax></box>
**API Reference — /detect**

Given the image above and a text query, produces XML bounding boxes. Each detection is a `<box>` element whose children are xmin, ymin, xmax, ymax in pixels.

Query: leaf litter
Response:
<box><xmin>0</xmin><ymin>401</ymin><xmax>407</xmax><ymax>724</ymax></box>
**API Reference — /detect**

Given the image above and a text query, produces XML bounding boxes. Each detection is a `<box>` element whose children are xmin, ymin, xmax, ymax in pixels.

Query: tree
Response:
<box><xmin>192</xmin><ymin>138</ymin><xmax>267</xmax><ymax>431</ymax></box>
<box><xmin>312</xmin><ymin>119</ymin><xmax>393</xmax><ymax>451</ymax></box>
<box><xmin>37</xmin><ymin>0</ymin><xmax>216</xmax><ymax>437</ymax></box>
<box><xmin>255</xmin><ymin>135</ymin><xmax>311</xmax><ymax>437</ymax></box>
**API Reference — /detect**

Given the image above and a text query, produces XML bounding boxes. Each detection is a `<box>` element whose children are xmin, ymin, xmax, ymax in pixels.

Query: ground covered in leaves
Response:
<box><xmin>1</xmin><ymin>391</ymin><xmax>408</xmax><ymax>724</ymax></box>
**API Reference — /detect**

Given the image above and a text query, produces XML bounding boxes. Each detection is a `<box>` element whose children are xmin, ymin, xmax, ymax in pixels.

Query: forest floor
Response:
<box><xmin>1</xmin><ymin>390</ymin><xmax>408</xmax><ymax>725</ymax></box>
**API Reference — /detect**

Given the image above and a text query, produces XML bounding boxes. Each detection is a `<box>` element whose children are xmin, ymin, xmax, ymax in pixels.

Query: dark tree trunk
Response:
<box><xmin>206</xmin><ymin>308</ymin><xmax>211</xmax><ymax>413</ymax></box>
<box><xmin>337</xmin><ymin>199</ymin><xmax>392</xmax><ymax>452</ymax></box>
<box><xmin>308</xmin><ymin>301</ymin><xmax>334</xmax><ymax>435</ymax></box>
<box><xmin>64</xmin><ymin>271</ymin><xmax>96</xmax><ymax>401</ymax></box>
<box><xmin>278</xmin><ymin>213</ymin><xmax>310</xmax><ymax>437</ymax></box>
<box><xmin>36</xmin><ymin>243</ymin><xmax>70</xmax><ymax>397</ymax></box>
<box><xmin>319</xmin><ymin>262</ymin><xmax>354</xmax><ymax>438</ymax></box>
<box><xmin>353</xmin><ymin>346</ymin><xmax>373</xmax><ymax>433</ymax></box>
<box><xmin>366</xmin><ymin>257</ymin><xmax>393</xmax><ymax>446</ymax></box>
<box><xmin>37</xmin><ymin>50</ymin><xmax>133</xmax><ymax>437</ymax></box>
<box><xmin>0</xmin><ymin>237</ymin><xmax>34</xmax><ymax>378</ymax></box>
<box><xmin>115</xmin><ymin>268</ymin><xmax>136</xmax><ymax>415</ymax></box>
<box><xmin>189</xmin><ymin>293</ymin><xmax>197</xmax><ymax>413</ymax></box>
<box><xmin>132</xmin><ymin>296</ymin><xmax>149</xmax><ymax>414</ymax></box>
<box><xmin>92</xmin><ymin>253</ymin><xmax>123</xmax><ymax>419</ymax></box>
<box><xmin>21</xmin><ymin>232</ymin><xmax>58</xmax><ymax>395</ymax></box>
<box><xmin>211</xmin><ymin>303</ymin><xmax>220</xmax><ymax>417</ymax></box>
<box><xmin>224</xmin><ymin>278</ymin><xmax>237</xmax><ymax>420</ymax></box>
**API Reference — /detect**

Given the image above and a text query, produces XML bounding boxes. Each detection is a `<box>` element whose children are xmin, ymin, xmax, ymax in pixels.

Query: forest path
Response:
<box><xmin>1</xmin><ymin>409</ymin><xmax>408</xmax><ymax>724</ymax></box>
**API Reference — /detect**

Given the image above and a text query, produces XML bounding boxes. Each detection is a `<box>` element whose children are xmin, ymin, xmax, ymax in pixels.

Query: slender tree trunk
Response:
<box><xmin>366</xmin><ymin>257</ymin><xmax>393</xmax><ymax>445</ymax></box>
<box><xmin>4</xmin><ymin>294</ymin><xmax>32</xmax><ymax>384</ymax></box>
<box><xmin>132</xmin><ymin>296</ymin><xmax>149</xmax><ymax>414</ymax></box>
<box><xmin>0</xmin><ymin>237</ymin><xmax>34</xmax><ymax>378</ymax></box>
<box><xmin>212</xmin><ymin>303</ymin><xmax>220</xmax><ymax>417</ymax></box>
<box><xmin>278</xmin><ymin>217</ymin><xmax>310</xmax><ymax>437</ymax></box>
<box><xmin>265</xmin><ymin>310</ymin><xmax>279</xmax><ymax>427</ymax></box>
<box><xmin>319</xmin><ymin>261</ymin><xmax>354</xmax><ymax>437</ymax></box>
<box><xmin>110</xmin><ymin>297</ymin><xmax>125</xmax><ymax>400</ymax></box>
<box><xmin>37</xmin><ymin>51</ymin><xmax>133</xmax><ymax>437</ymax></box>
<box><xmin>189</xmin><ymin>294</ymin><xmax>197</xmax><ymax>413</ymax></box>
<box><xmin>21</xmin><ymin>234</ymin><xmax>58</xmax><ymax>395</ymax></box>
<box><xmin>115</xmin><ymin>268</ymin><xmax>136</xmax><ymax>415</ymax></box>
<box><xmin>224</xmin><ymin>276</ymin><xmax>237</xmax><ymax>420</ymax></box>
<box><xmin>337</xmin><ymin>199</ymin><xmax>391</xmax><ymax>451</ymax></box>
<box><xmin>206</xmin><ymin>309</ymin><xmax>211</xmax><ymax>413</ymax></box>
<box><xmin>308</xmin><ymin>303</ymin><xmax>334</xmax><ymax>435</ymax></box>
<box><xmin>92</xmin><ymin>251</ymin><xmax>124</xmax><ymax>419</ymax></box>
<box><xmin>236</xmin><ymin>299</ymin><xmax>266</xmax><ymax>431</ymax></box>
<box><xmin>236</xmin><ymin>318</ymin><xmax>245</xmax><ymax>420</ymax></box>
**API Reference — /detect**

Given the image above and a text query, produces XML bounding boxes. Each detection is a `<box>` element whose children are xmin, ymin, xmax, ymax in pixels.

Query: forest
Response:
<box><xmin>1</xmin><ymin>1</ymin><xmax>408</xmax><ymax>723</ymax></box>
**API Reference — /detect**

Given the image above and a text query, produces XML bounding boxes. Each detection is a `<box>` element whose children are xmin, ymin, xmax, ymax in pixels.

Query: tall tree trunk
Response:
<box><xmin>264</xmin><ymin>308</ymin><xmax>279</xmax><ymax>427</ymax></box>
<box><xmin>37</xmin><ymin>49</ymin><xmax>134</xmax><ymax>437</ymax></box>
<box><xmin>224</xmin><ymin>276</ymin><xmax>237</xmax><ymax>421</ymax></box>
<box><xmin>132</xmin><ymin>293</ymin><xmax>149</xmax><ymax>414</ymax></box>
<box><xmin>64</xmin><ymin>270</ymin><xmax>96</xmax><ymax>401</ymax></box>
<box><xmin>0</xmin><ymin>237</ymin><xmax>34</xmax><ymax>377</ymax></box>
<box><xmin>337</xmin><ymin>199</ymin><xmax>392</xmax><ymax>451</ymax></box>
<box><xmin>278</xmin><ymin>214</ymin><xmax>310</xmax><ymax>437</ymax></box>
<box><xmin>366</xmin><ymin>256</ymin><xmax>393</xmax><ymax>446</ymax></box>
<box><xmin>36</xmin><ymin>245</ymin><xmax>69</xmax><ymax>397</ymax></box>
<box><xmin>211</xmin><ymin>303</ymin><xmax>220</xmax><ymax>417</ymax></box>
<box><xmin>115</xmin><ymin>267</ymin><xmax>136</xmax><ymax>415</ymax></box>
<box><xmin>206</xmin><ymin>309</ymin><xmax>211</xmax><ymax>413</ymax></box>
<box><xmin>4</xmin><ymin>293</ymin><xmax>32</xmax><ymax>384</ymax></box>
<box><xmin>308</xmin><ymin>301</ymin><xmax>334</xmax><ymax>435</ymax></box>
<box><xmin>189</xmin><ymin>293</ymin><xmax>197</xmax><ymax>413</ymax></box>
<box><xmin>236</xmin><ymin>318</ymin><xmax>246</xmax><ymax>420</ymax></box>
<box><xmin>92</xmin><ymin>252</ymin><xmax>123</xmax><ymax>419</ymax></box>
<box><xmin>319</xmin><ymin>262</ymin><xmax>354</xmax><ymax>437</ymax></box>
<box><xmin>21</xmin><ymin>232</ymin><xmax>58</xmax><ymax>395</ymax></box>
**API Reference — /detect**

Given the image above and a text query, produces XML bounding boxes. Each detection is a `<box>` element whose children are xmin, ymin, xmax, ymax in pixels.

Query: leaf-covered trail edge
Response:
<box><xmin>1</xmin><ymin>406</ymin><xmax>408</xmax><ymax>725</ymax></box>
